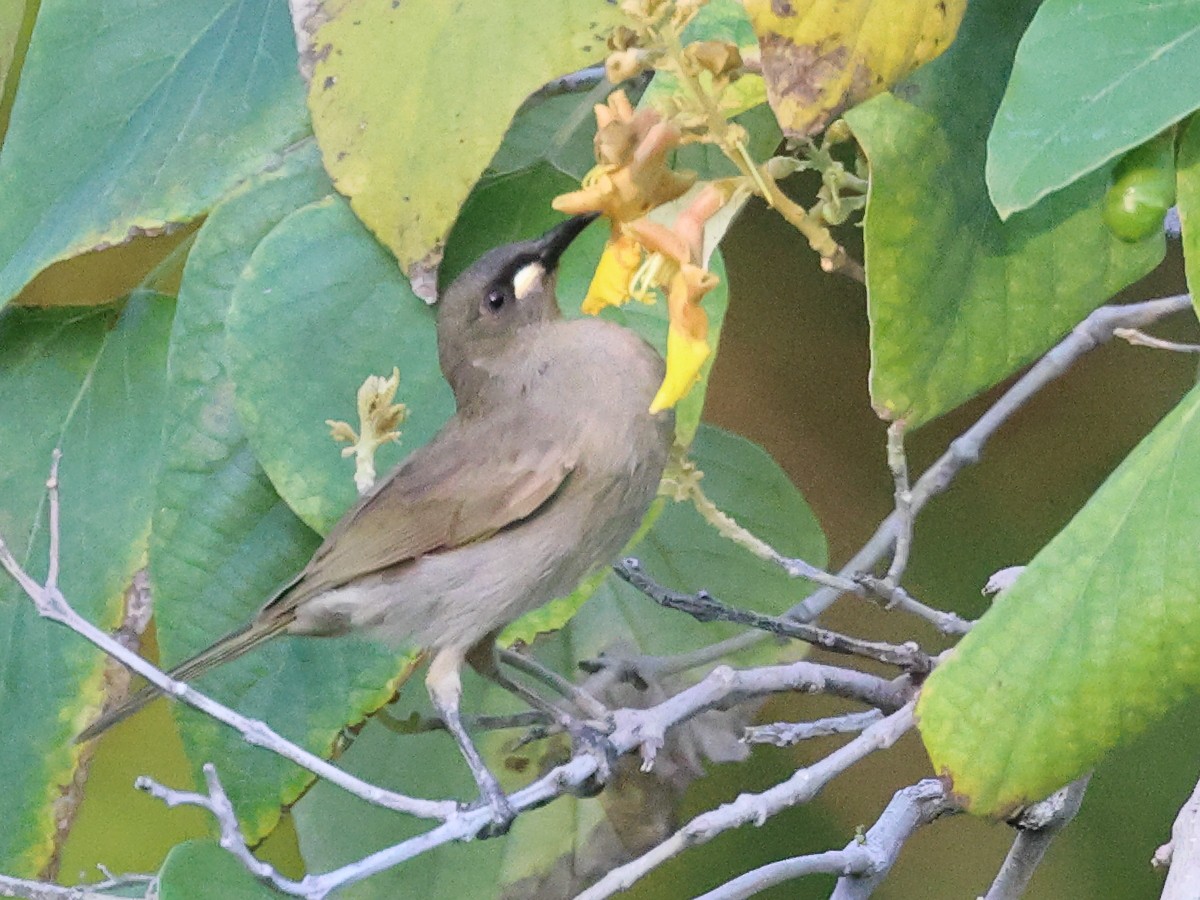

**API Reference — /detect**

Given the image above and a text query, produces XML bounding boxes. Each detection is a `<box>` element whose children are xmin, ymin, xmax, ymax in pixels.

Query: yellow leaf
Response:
<box><xmin>306</xmin><ymin>0</ymin><xmax>620</xmax><ymax>281</ymax></box>
<box><xmin>743</xmin><ymin>0</ymin><xmax>966</xmax><ymax>138</ymax></box>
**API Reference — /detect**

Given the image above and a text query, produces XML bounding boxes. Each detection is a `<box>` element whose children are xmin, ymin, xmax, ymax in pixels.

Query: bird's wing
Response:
<box><xmin>277</xmin><ymin>410</ymin><xmax>579</xmax><ymax>605</ymax></box>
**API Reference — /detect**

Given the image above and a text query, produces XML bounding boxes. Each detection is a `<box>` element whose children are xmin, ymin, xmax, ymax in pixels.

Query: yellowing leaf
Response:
<box><xmin>743</xmin><ymin>0</ymin><xmax>966</xmax><ymax>138</ymax></box>
<box><xmin>306</xmin><ymin>0</ymin><xmax>619</xmax><ymax>287</ymax></box>
<box><xmin>917</xmin><ymin>383</ymin><xmax>1200</xmax><ymax>816</ymax></box>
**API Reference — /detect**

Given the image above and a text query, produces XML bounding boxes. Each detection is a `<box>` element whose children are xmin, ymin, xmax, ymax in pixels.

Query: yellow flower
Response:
<box><xmin>582</xmin><ymin>232</ymin><xmax>644</xmax><ymax>314</ymax></box>
<box><xmin>650</xmin><ymin>262</ymin><xmax>718</xmax><ymax>413</ymax></box>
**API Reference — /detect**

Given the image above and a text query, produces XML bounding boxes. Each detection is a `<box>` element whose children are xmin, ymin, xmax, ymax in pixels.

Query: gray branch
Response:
<box><xmin>744</xmin><ymin>709</ymin><xmax>884</xmax><ymax>746</ymax></box>
<box><xmin>691</xmin><ymin>779</ymin><xmax>955</xmax><ymax>900</ymax></box>
<box><xmin>0</xmin><ymin>871</ymin><xmax>154</xmax><ymax>900</ymax></box>
<box><xmin>613</xmin><ymin>558</ymin><xmax>934</xmax><ymax>673</ymax></box>
<box><xmin>983</xmin><ymin>775</ymin><xmax>1091</xmax><ymax>900</ymax></box>
<box><xmin>574</xmin><ymin>704</ymin><xmax>917</xmax><ymax>900</ymax></box>
<box><xmin>1156</xmin><ymin>772</ymin><xmax>1200</xmax><ymax>899</ymax></box>
<box><xmin>793</xmin><ymin>293</ymin><xmax>1193</xmax><ymax>622</ymax></box>
<box><xmin>0</xmin><ymin>452</ymin><xmax>456</xmax><ymax>823</ymax></box>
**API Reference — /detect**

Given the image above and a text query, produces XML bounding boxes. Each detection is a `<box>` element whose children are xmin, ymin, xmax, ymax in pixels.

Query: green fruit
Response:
<box><xmin>1103</xmin><ymin>131</ymin><xmax>1176</xmax><ymax>243</ymax></box>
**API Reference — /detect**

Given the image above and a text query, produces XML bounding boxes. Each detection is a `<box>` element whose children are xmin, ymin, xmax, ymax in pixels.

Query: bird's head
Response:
<box><xmin>437</xmin><ymin>214</ymin><xmax>597</xmax><ymax>396</ymax></box>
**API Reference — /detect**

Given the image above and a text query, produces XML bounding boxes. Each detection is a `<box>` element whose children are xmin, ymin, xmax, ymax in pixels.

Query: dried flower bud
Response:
<box><xmin>685</xmin><ymin>41</ymin><xmax>742</xmax><ymax>78</ymax></box>
<box><xmin>608</xmin><ymin>24</ymin><xmax>640</xmax><ymax>52</ymax></box>
<box><xmin>606</xmin><ymin>48</ymin><xmax>647</xmax><ymax>84</ymax></box>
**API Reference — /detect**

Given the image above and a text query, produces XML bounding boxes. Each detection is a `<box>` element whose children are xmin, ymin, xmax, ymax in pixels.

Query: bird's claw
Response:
<box><xmin>568</xmin><ymin>722</ymin><xmax>617</xmax><ymax>796</ymax></box>
<box><xmin>469</xmin><ymin>785</ymin><xmax>517</xmax><ymax>838</ymax></box>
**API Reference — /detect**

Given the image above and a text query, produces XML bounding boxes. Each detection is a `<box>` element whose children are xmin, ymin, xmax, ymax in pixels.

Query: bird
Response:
<box><xmin>77</xmin><ymin>214</ymin><xmax>676</xmax><ymax>830</ymax></box>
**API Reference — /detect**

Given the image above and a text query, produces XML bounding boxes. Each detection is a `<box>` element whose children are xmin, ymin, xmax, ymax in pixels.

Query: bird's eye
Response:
<box><xmin>486</xmin><ymin>288</ymin><xmax>507</xmax><ymax>312</ymax></box>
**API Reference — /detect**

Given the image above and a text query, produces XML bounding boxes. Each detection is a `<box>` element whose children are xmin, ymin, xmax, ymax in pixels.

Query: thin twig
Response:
<box><xmin>614</xmin><ymin>558</ymin><xmax>933</xmax><ymax>673</ymax></box>
<box><xmin>0</xmin><ymin>872</ymin><xmax>154</xmax><ymax>900</ymax></box>
<box><xmin>0</xmin><ymin>457</ymin><xmax>456</xmax><ymax>823</ymax></box>
<box><xmin>795</xmin><ymin>293</ymin><xmax>1193</xmax><ymax>622</ymax></box>
<box><xmin>1155</xmin><ymin>772</ymin><xmax>1200</xmax><ymax>899</ymax></box>
<box><xmin>1114</xmin><ymin>327</ymin><xmax>1200</xmax><ymax>354</ymax></box>
<box><xmin>138</xmin><ymin>765</ymin><xmax>308</xmax><ymax>896</ymax></box>
<box><xmin>743</xmin><ymin>709</ymin><xmax>884</xmax><ymax>747</ymax></box>
<box><xmin>983</xmin><ymin>775</ymin><xmax>1091</xmax><ymax>900</ymax></box>
<box><xmin>692</xmin><ymin>849</ymin><xmax>873</xmax><ymax>900</ymax></box>
<box><xmin>856</xmin><ymin>576</ymin><xmax>974</xmax><ymax>636</ymax></box>
<box><xmin>883</xmin><ymin>422</ymin><xmax>912</xmax><ymax>585</ymax></box>
<box><xmin>574</xmin><ymin>703</ymin><xmax>916</xmax><ymax>900</ymax></box>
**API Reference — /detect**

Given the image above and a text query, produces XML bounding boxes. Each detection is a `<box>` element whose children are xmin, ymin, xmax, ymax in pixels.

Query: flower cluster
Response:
<box><xmin>553</xmin><ymin>91</ymin><xmax>726</xmax><ymax>413</ymax></box>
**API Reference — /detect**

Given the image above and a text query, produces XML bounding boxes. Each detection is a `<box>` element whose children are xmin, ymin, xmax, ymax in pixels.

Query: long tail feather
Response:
<box><xmin>75</xmin><ymin>613</ymin><xmax>293</xmax><ymax>743</ymax></box>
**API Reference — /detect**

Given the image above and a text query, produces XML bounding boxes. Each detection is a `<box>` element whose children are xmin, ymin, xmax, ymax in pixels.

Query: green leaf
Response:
<box><xmin>0</xmin><ymin>0</ymin><xmax>22</xmax><ymax>104</ymax></box>
<box><xmin>918</xmin><ymin>383</ymin><xmax>1200</xmax><ymax>816</ymax></box>
<box><xmin>442</xmin><ymin>164</ymin><xmax>730</xmax><ymax>447</ymax></box>
<box><xmin>0</xmin><ymin>293</ymin><xmax>173</xmax><ymax>875</ymax></box>
<box><xmin>157</xmin><ymin>840</ymin><xmax>278</xmax><ymax>900</ymax></box>
<box><xmin>987</xmin><ymin>0</ymin><xmax>1200</xmax><ymax>217</ymax></box>
<box><xmin>153</xmin><ymin>147</ymin><xmax>406</xmax><ymax>842</ymax></box>
<box><xmin>306</xmin><ymin>0</ymin><xmax>619</xmax><ymax>279</ymax></box>
<box><xmin>227</xmin><ymin>195</ymin><xmax>455</xmax><ymax>535</ymax></box>
<box><xmin>0</xmin><ymin>0</ymin><xmax>308</xmax><ymax>306</ymax></box>
<box><xmin>292</xmin><ymin>424</ymin><xmax>825</xmax><ymax>896</ymax></box>
<box><xmin>845</xmin><ymin>0</ymin><xmax>1164</xmax><ymax>429</ymax></box>
<box><xmin>489</xmin><ymin>90</ymin><xmax>601</xmax><ymax>182</ymax></box>
<box><xmin>1177</xmin><ymin>115</ymin><xmax>1200</xmax><ymax>320</ymax></box>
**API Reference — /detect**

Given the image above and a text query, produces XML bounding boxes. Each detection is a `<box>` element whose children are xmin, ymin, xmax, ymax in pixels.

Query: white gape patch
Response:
<box><xmin>512</xmin><ymin>261</ymin><xmax>545</xmax><ymax>300</ymax></box>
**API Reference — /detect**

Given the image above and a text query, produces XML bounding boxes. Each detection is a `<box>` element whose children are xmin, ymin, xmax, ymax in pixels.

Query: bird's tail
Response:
<box><xmin>75</xmin><ymin>613</ymin><xmax>293</xmax><ymax>743</ymax></box>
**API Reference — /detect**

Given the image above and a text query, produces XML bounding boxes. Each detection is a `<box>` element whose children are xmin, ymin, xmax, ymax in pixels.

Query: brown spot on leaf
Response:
<box><xmin>772</xmin><ymin>0</ymin><xmax>796</xmax><ymax>15</ymax></box>
<box><xmin>759</xmin><ymin>32</ymin><xmax>856</xmax><ymax>137</ymax></box>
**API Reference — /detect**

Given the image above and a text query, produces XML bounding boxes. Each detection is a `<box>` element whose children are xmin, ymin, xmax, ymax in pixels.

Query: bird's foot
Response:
<box><xmin>469</xmin><ymin>783</ymin><xmax>517</xmax><ymax>838</ymax></box>
<box><xmin>567</xmin><ymin>721</ymin><xmax>617</xmax><ymax>797</ymax></box>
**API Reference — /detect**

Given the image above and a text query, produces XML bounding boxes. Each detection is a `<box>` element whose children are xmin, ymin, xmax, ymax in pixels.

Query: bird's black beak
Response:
<box><xmin>535</xmin><ymin>213</ymin><xmax>599</xmax><ymax>270</ymax></box>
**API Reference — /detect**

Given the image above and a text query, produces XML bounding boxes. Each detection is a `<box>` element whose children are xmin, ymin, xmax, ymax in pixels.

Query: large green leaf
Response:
<box><xmin>152</xmin><ymin>146</ymin><xmax>405</xmax><ymax>842</ymax></box>
<box><xmin>918</xmin><ymin>383</ymin><xmax>1200</xmax><ymax>816</ymax></box>
<box><xmin>987</xmin><ymin>0</ymin><xmax>1200</xmax><ymax>217</ymax></box>
<box><xmin>845</xmin><ymin>0</ymin><xmax>1164</xmax><ymax>429</ymax></box>
<box><xmin>488</xmin><ymin>90</ymin><xmax>601</xmax><ymax>182</ymax></box>
<box><xmin>0</xmin><ymin>293</ymin><xmax>173</xmax><ymax>875</ymax></box>
<box><xmin>442</xmin><ymin>164</ymin><xmax>730</xmax><ymax>447</ymax></box>
<box><xmin>306</xmin><ymin>0</ymin><xmax>619</xmax><ymax>281</ymax></box>
<box><xmin>0</xmin><ymin>0</ymin><xmax>22</xmax><ymax>104</ymax></box>
<box><xmin>226</xmin><ymin>195</ymin><xmax>455</xmax><ymax>535</ymax></box>
<box><xmin>1177</xmin><ymin>115</ymin><xmax>1200</xmax><ymax>320</ymax></box>
<box><xmin>0</xmin><ymin>0</ymin><xmax>308</xmax><ymax>306</ymax></box>
<box><xmin>292</xmin><ymin>424</ymin><xmax>825</xmax><ymax>897</ymax></box>
<box><xmin>157</xmin><ymin>840</ymin><xmax>277</xmax><ymax>900</ymax></box>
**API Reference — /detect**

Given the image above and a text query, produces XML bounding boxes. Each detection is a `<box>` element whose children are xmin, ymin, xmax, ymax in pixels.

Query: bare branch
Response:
<box><xmin>856</xmin><ymin>576</ymin><xmax>974</xmax><ymax>636</ymax></box>
<box><xmin>0</xmin><ymin>871</ymin><xmax>154</xmax><ymax>900</ymax></box>
<box><xmin>138</xmin><ymin>765</ymin><xmax>309</xmax><ymax>896</ymax></box>
<box><xmin>883</xmin><ymin>422</ymin><xmax>912</xmax><ymax>585</ymax></box>
<box><xmin>794</xmin><ymin>293</ymin><xmax>1194</xmax><ymax>622</ymax></box>
<box><xmin>744</xmin><ymin>709</ymin><xmax>884</xmax><ymax>747</ymax></box>
<box><xmin>1155</xmin><ymin>772</ymin><xmax>1200</xmax><ymax>899</ymax></box>
<box><xmin>983</xmin><ymin>775</ymin><xmax>1091</xmax><ymax>900</ymax></box>
<box><xmin>1114</xmin><ymin>327</ymin><xmax>1200</xmax><ymax>354</ymax></box>
<box><xmin>829</xmin><ymin>779</ymin><xmax>959</xmax><ymax>899</ymax></box>
<box><xmin>614</xmin><ymin>558</ymin><xmax>933</xmax><ymax>672</ymax></box>
<box><xmin>574</xmin><ymin>704</ymin><xmax>916</xmax><ymax>900</ymax></box>
<box><xmin>0</xmin><ymin>456</ymin><xmax>456</xmax><ymax>822</ymax></box>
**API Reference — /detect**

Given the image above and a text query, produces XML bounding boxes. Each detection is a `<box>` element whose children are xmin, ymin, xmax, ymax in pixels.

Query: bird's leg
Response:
<box><xmin>467</xmin><ymin>639</ymin><xmax>577</xmax><ymax>727</ymax></box>
<box><xmin>426</xmin><ymin>648</ymin><xmax>516</xmax><ymax>836</ymax></box>
<box><xmin>496</xmin><ymin>646</ymin><xmax>610</xmax><ymax>720</ymax></box>
<box><xmin>468</xmin><ymin>641</ymin><xmax>616</xmax><ymax>789</ymax></box>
